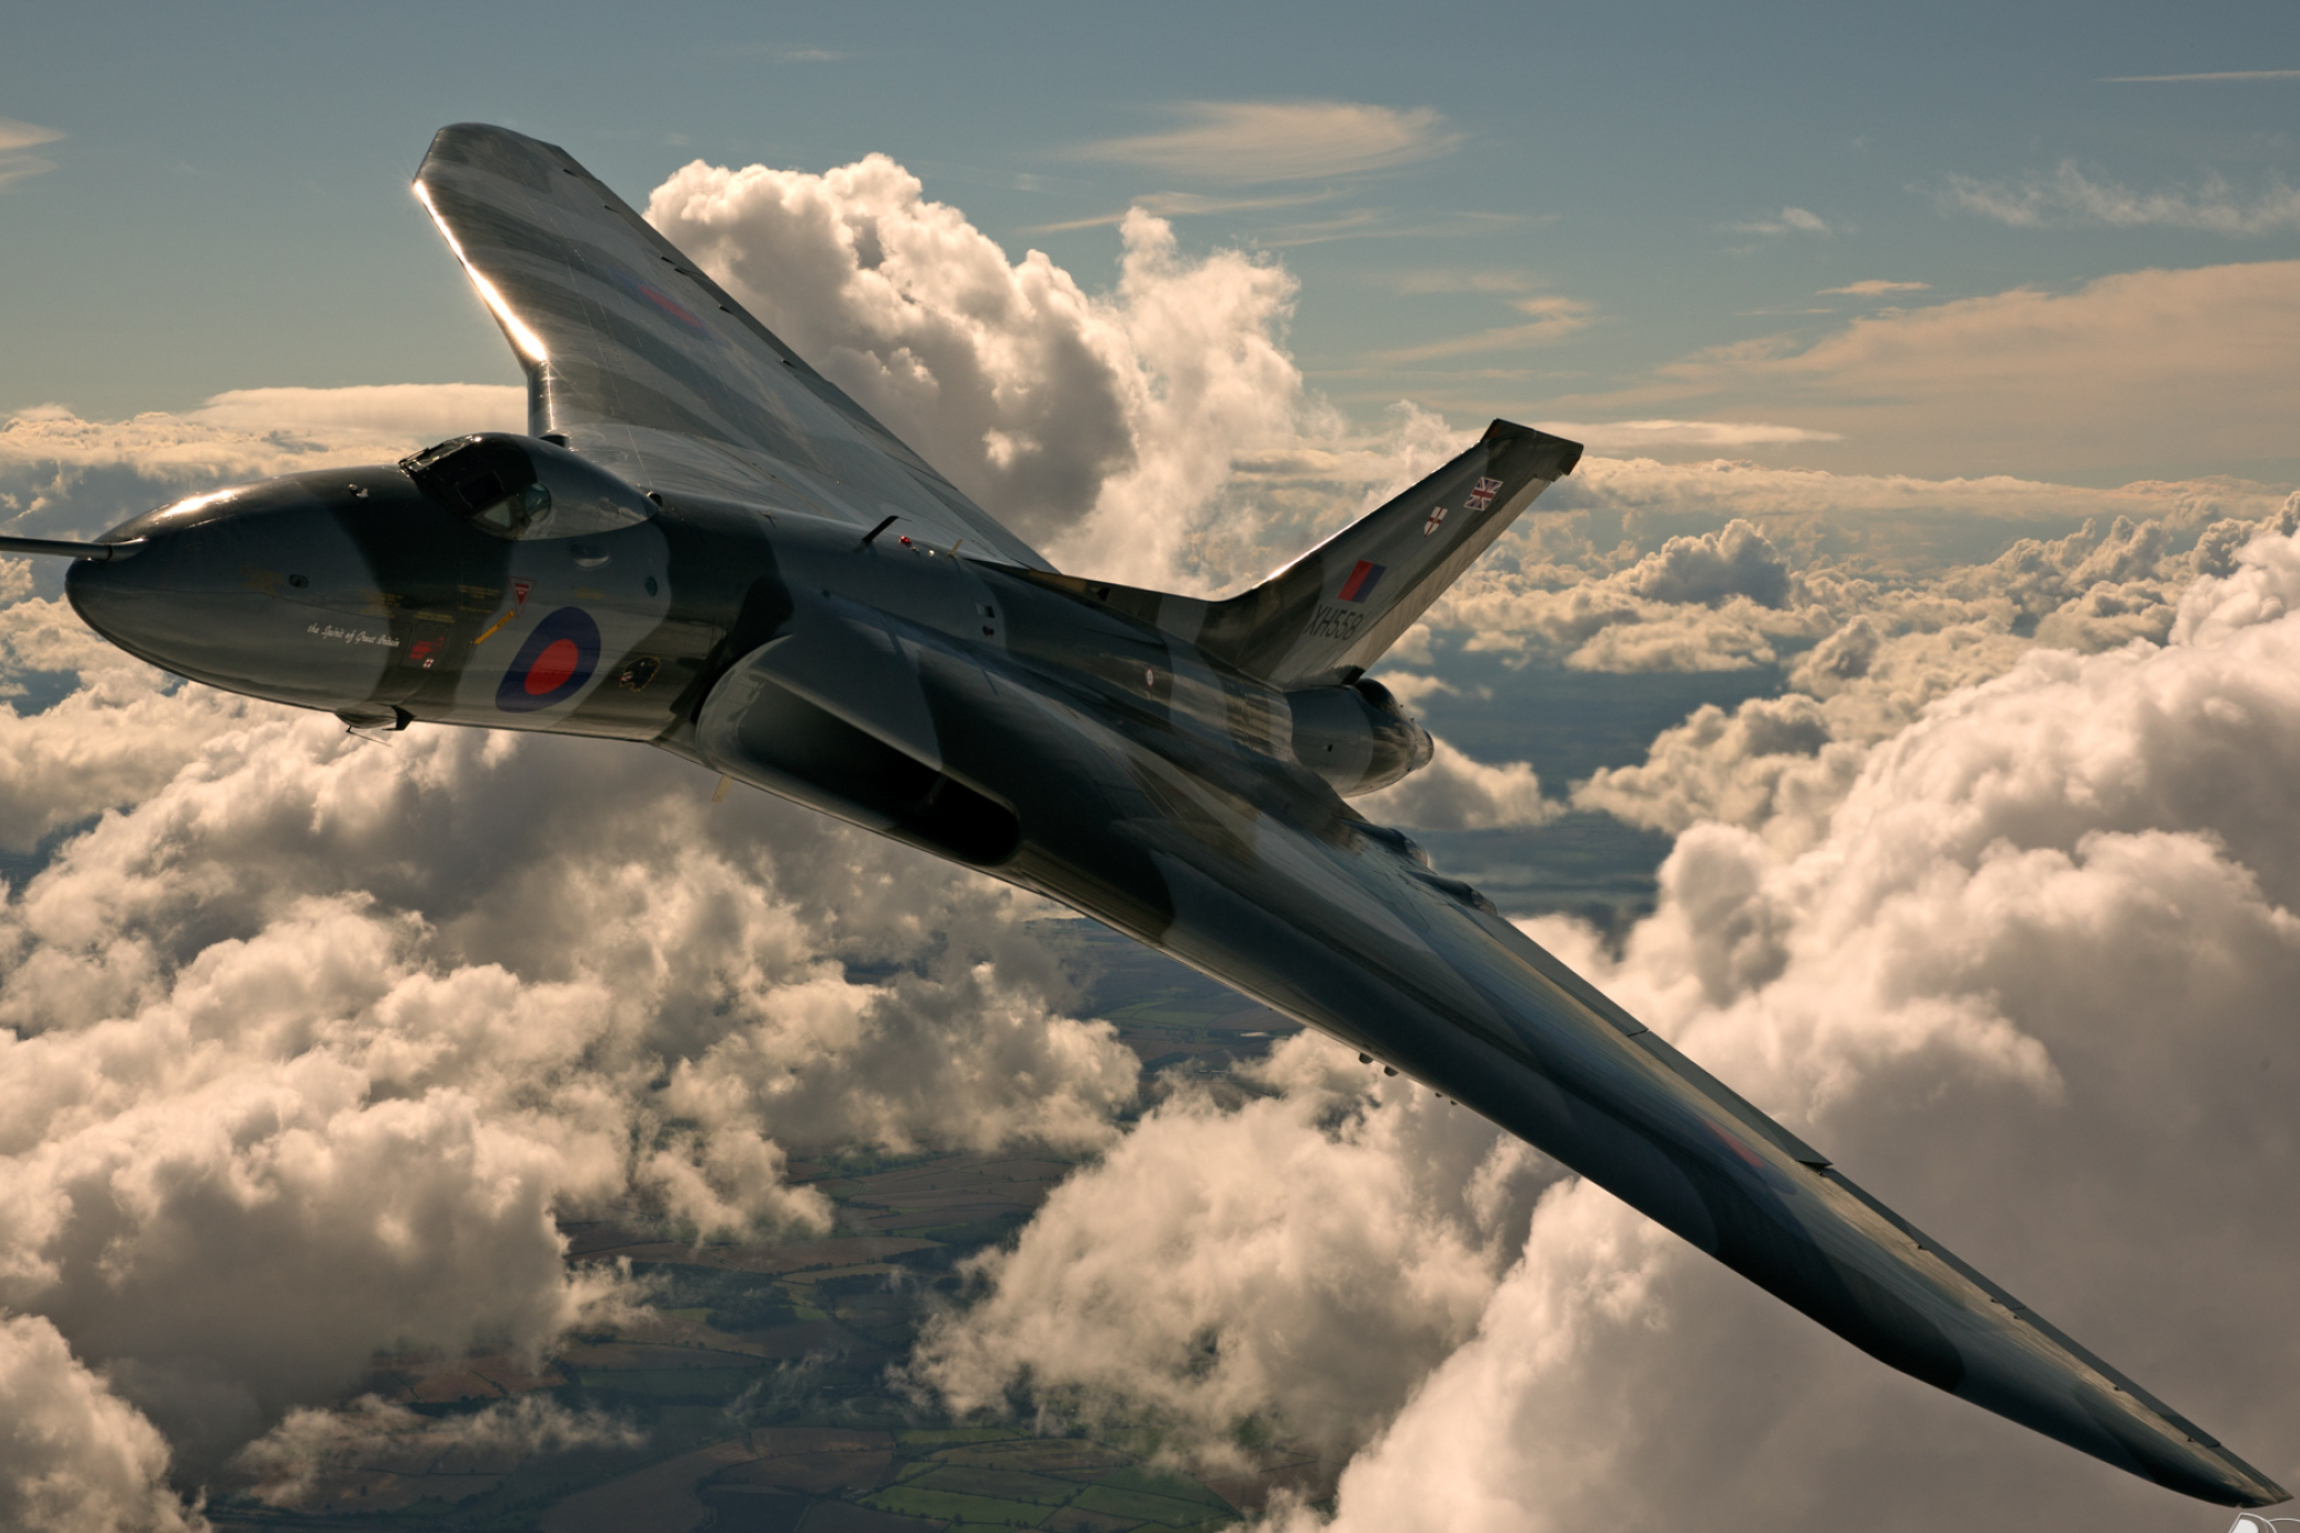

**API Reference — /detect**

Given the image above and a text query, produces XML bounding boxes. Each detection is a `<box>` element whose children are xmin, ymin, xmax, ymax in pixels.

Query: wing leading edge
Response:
<box><xmin>412</xmin><ymin>123</ymin><xmax>1050</xmax><ymax>569</ymax></box>
<box><xmin>1141</xmin><ymin>792</ymin><xmax>2281</xmax><ymax>1504</ymax></box>
<box><xmin>1141</xmin><ymin>801</ymin><xmax>2284</xmax><ymax>1505</ymax></box>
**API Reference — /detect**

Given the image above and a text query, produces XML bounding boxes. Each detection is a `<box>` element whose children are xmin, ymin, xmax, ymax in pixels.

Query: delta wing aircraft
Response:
<box><xmin>7</xmin><ymin>125</ymin><xmax>2281</xmax><ymax>1508</ymax></box>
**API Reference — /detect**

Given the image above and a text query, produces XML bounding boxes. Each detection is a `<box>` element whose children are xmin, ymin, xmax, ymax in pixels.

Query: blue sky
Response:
<box><xmin>5</xmin><ymin>0</ymin><xmax>2299</xmax><ymax>481</ymax></box>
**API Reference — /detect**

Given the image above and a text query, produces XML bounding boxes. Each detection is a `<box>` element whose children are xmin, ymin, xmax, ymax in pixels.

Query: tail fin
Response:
<box><xmin>1204</xmin><ymin>420</ymin><xmax>1579</xmax><ymax>686</ymax></box>
<box><xmin>1012</xmin><ymin>420</ymin><xmax>1579</xmax><ymax>687</ymax></box>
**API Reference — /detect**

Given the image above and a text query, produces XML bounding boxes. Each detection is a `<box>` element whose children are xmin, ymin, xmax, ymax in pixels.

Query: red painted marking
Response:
<box><xmin>1337</xmin><ymin>560</ymin><xmax>1385</xmax><ymax>602</ymax></box>
<box><xmin>640</xmin><ymin>286</ymin><xmax>704</xmax><ymax>329</ymax></box>
<box><xmin>525</xmin><ymin>638</ymin><xmax>581</xmax><ymax>695</ymax></box>
<box><xmin>1704</xmin><ymin>1121</ymin><xmax>1768</xmax><ymax>1170</ymax></box>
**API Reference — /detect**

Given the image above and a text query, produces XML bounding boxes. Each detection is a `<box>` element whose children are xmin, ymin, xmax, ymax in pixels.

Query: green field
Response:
<box><xmin>201</xmin><ymin>947</ymin><xmax>1331</xmax><ymax>1532</ymax></box>
<box><xmin>866</xmin><ymin>1484</ymin><xmax>1061</xmax><ymax>1525</ymax></box>
<box><xmin>572</xmin><ymin>1366</ymin><xmax>768</xmax><ymax>1398</ymax></box>
<box><xmin>1071</xmin><ymin>1482</ymin><xmax>1234</xmax><ymax>1528</ymax></box>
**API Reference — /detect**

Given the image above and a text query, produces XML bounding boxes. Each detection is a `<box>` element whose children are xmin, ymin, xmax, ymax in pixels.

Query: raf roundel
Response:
<box><xmin>496</xmin><ymin>606</ymin><xmax>603</xmax><ymax>713</ymax></box>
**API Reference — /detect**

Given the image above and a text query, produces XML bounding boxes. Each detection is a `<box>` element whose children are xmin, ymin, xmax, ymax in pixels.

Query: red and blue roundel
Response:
<box><xmin>610</xmin><ymin>267</ymin><xmax>713</xmax><ymax>342</ymax></box>
<box><xmin>497</xmin><ymin>607</ymin><xmax>601</xmax><ymax>713</ymax></box>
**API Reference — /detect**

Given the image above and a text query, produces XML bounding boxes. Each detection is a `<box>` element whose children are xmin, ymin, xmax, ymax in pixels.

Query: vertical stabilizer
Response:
<box><xmin>1198</xmin><ymin>420</ymin><xmax>1579</xmax><ymax>686</ymax></box>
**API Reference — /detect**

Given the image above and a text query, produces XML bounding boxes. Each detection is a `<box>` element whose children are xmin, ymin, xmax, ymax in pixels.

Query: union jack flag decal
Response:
<box><xmin>1465</xmin><ymin>476</ymin><xmax>1504</xmax><ymax>513</ymax></box>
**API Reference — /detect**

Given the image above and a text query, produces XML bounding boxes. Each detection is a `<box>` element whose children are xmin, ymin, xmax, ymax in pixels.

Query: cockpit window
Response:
<box><xmin>400</xmin><ymin>434</ymin><xmax>653</xmax><ymax>540</ymax></box>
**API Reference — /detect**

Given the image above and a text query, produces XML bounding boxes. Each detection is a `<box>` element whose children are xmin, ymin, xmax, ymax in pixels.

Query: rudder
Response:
<box><xmin>1198</xmin><ymin>420</ymin><xmax>1579</xmax><ymax>687</ymax></box>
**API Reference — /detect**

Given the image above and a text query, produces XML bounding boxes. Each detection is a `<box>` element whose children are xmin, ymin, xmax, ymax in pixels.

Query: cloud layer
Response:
<box><xmin>0</xmin><ymin>433</ymin><xmax>1142</xmax><ymax>1519</ymax></box>
<box><xmin>5</xmin><ymin>139</ymin><xmax>2297</xmax><ymax>1531</ymax></box>
<box><xmin>1941</xmin><ymin>162</ymin><xmax>2300</xmax><ymax>235</ymax></box>
<box><xmin>1073</xmin><ymin>102</ymin><xmax>1459</xmax><ymax>185</ymax></box>
<box><xmin>920</xmin><ymin>521</ymin><xmax>2300</xmax><ymax>1533</ymax></box>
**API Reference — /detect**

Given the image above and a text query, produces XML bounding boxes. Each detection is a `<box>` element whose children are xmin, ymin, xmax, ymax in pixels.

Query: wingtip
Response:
<box><xmin>1482</xmin><ymin>418</ymin><xmax>1584</xmax><ymax>478</ymax></box>
<box><xmin>1958</xmin><ymin>1354</ymin><xmax>2290</xmax><ymax>1509</ymax></box>
<box><xmin>2190</xmin><ymin>1446</ymin><xmax>2289</xmax><ymax>1509</ymax></box>
<box><xmin>2170</xmin><ymin>1445</ymin><xmax>2288</xmax><ymax>1509</ymax></box>
<box><xmin>415</xmin><ymin>123</ymin><xmax>579</xmax><ymax>186</ymax></box>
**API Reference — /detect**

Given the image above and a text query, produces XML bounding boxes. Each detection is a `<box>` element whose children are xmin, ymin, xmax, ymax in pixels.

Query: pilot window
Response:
<box><xmin>400</xmin><ymin>433</ymin><xmax>654</xmax><ymax>540</ymax></box>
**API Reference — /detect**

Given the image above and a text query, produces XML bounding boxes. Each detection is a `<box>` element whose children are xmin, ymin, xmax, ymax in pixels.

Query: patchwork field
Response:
<box><xmin>204</xmin><ymin>926</ymin><xmax>1330</xmax><ymax>1532</ymax></box>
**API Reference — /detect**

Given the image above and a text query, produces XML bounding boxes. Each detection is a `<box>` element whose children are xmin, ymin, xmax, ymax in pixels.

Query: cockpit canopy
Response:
<box><xmin>400</xmin><ymin>433</ymin><xmax>654</xmax><ymax>540</ymax></box>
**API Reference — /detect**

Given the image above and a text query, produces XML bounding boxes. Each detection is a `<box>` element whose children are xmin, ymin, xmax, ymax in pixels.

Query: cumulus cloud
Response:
<box><xmin>649</xmin><ymin>158</ymin><xmax>1328</xmax><ymax>587</ymax></box>
<box><xmin>1940</xmin><ymin>161</ymin><xmax>2300</xmax><ymax>235</ymax></box>
<box><xmin>1408</xmin><ymin>449</ymin><xmax>2289</xmax><ymax>694</ymax></box>
<box><xmin>911</xmin><ymin>1035</ymin><xmax>1554</xmax><ymax>1458</ymax></box>
<box><xmin>1433</xmin><ymin>518</ymin><xmax>1824</xmax><ymax>673</ymax></box>
<box><xmin>229</xmin><ymin>1393</ymin><xmax>640</xmax><ymax>1511</ymax></box>
<box><xmin>1567</xmin><ymin>501</ymin><xmax>2300</xmax><ymax>841</ymax></box>
<box><xmin>0</xmin><ymin>1313</ymin><xmax>203</xmax><ymax>1533</ymax></box>
<box><xmin>641</xmin><ymin>141</ymin><xmax>2300</xmax><ymax>621</ymax></box>
<box><xmin>1318</xmin><ymin>534</ymin><xmax>2300</xmax><ymax>1528</ymax></box>
<box><xmin>1352</xmin><ymin>738</ymin><xmax>1561</xmax><ymax>831</ymax></box>
<box><xmin>643</xmin><ymin>151</ymin><xmax>1543</xmax><ymax>596</ymax></box>
<box><xmin>919</xmin><ymin>527</ymin><xmax>2300</xmax><ymax>1533</ymax></box>
<box><xmin>1619</xmin><ymin>518</ymin><xmax>1792</xmax><ymax>606</ymax></box>
<box><xmin>0</xmin><ymin>406</ymin><xmax>1149</xmax><ymax>1514</ymax></box>
<box><xmin>0</xmin><ymin>596</ymin><xmax>275</xmax><ymax>850</ymax></box>
<box><xmin>1571</xmin><ymin>691</ymin><xmax>1862</xmax><ymax>842</ymax></box>
<box><xmin>0</xmin><ymin>699</ymin><xmax>1138</xmax><ymax>1493</ymax></box>
<box><xmin>610</xmin><ymin>163</ymin><xmax>2300</xmax><ymax>1524</ymax></box>
<box><xmin>10</xmin><ymin>140</ymin><xmax>2299</xmax><ymax>1531</ymax></box>
<box><xmin>1073</xmin><ymin>102</ymin><xmax>1460</xmax><ymax>184</ymax></box>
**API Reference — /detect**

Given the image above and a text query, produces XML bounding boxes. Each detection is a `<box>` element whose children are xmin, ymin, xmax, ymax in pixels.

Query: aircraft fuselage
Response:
<box><xmin>63</xmin><ymin>438</ymin><xmax>1430</xmax><ymax>940</ymax></box>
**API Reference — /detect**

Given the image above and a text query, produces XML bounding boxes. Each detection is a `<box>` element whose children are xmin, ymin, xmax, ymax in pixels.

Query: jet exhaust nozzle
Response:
<box><xmin>1287</xmin><ymin>678</ymin><xmax>1434</xmax><ymax>795</ymax></box>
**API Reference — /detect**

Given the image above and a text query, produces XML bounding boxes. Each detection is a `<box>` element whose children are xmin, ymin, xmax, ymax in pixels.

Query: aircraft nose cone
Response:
<box><xmin>63</xmin><ymin>543</ymin><xmax>156</xmax><ymax>649</ymax></box>
<box><xmin>66</xmin><ymin>524</ymin><xmax>200</xmax><ymax>663</ymax></box>
<box><xmin>66</xmin><ymin>477</ymin><xmax>399</xmax><ymax>711</ymax></box>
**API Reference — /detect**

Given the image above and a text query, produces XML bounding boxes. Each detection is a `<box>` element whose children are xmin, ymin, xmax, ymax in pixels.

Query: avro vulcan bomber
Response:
<box><xmin>7</xmin><ymin>125</ymin><xmax>2282</xmax><ymax>1508</ymax></box>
